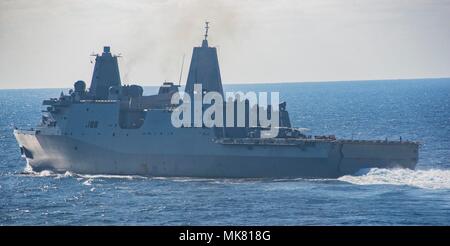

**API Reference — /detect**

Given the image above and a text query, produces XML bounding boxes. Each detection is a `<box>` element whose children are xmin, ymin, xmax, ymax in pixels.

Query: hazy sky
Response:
<box><xmin>0</xmin><ymin>0</ymin><xmax>449</xmax><ymax>89</ymax></box>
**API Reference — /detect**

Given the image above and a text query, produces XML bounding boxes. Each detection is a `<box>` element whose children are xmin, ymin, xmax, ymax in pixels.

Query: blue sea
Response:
<box><xmin>1</xmin><ymin>78</ymin><xmax>450</xmax><ymax>225</ymax></box>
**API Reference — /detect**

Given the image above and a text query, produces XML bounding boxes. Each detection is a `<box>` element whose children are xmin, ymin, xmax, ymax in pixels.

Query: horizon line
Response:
<box><xmin>1</xmin><ymin>76</ymin><xmax>449</xmax><ymax>90</ymax></box>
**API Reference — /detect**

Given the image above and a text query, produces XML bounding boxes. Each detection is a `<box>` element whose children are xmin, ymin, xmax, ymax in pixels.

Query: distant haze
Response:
<box><xmin>0</xmin><ymin>0</ymin><xmax>449</xmax><ymax>89</ymax></box>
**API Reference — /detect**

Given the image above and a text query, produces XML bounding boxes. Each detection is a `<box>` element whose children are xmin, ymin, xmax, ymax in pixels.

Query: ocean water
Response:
<box><xmin>1</xmin><ymin>78</ymin><xmax>450</xmax><ymax>225</ymax></box>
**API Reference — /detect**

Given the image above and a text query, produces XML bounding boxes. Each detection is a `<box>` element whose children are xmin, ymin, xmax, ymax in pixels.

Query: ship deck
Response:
<box><xmin>215</xmin><ymin>137</ymin><xmax>419</xmax><ymax>146</ymax></box>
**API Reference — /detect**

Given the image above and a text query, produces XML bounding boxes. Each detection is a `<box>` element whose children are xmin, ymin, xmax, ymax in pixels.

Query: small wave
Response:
<box><xmin>54</xmin><ymin>171</ymin><xmax>74</xmax><ymax>179</ymax></box>
<box><xmin>82</xmin><ymin>179</ymin><xmax>93</xmax><ymax>186</ymax></box>
<box><xmin>339</xmin><ymin>168</ymin><xmax>450</xmax><ymax>189</ymax></box>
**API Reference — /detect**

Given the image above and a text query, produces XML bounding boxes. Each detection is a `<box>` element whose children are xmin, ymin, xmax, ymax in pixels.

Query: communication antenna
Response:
<box><xmin>178</xmin><ymin>54</ymin><xmax>186</xmax><ymax>86</ymax></box>
<box><xmin>204</xmin><ymin>21</ymin><xmax>210</xmax><ymax>40</ymax></box>
<box><xmin>89</xmin><ymin>51</ymin><xmax>97</xmax><ymax>63</ymax></box>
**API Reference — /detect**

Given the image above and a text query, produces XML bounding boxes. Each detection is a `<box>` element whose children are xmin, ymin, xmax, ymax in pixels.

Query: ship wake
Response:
<box><xmin>339</xmin><ymin>168</ymin><xmax>450</xmax><ymax>189</ymax></box>
<box><xmin>21</xmin><ymin>164</ymin><xmax>142</xmax><ymax>180</ymax></box>
<box><xmin>21</xmin><ymin>164</ymin><xmax>450</xmax><ymax>189</ymax></box>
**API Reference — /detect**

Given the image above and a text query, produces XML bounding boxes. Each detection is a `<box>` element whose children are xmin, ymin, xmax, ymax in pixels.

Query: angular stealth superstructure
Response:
<box><xmin>13</xmin><ymin>24</ymin><xmax>419</xmax><ymax>178</ymax></box>
<box><xmin>185</xmin><ymin>37</ymin><xmax>224</xmax><ymax>97</ymax></box>
<box><xmin>89</xmin><ymin>46</ymin><xmax>121</xmax><ymax>100</ymax></box>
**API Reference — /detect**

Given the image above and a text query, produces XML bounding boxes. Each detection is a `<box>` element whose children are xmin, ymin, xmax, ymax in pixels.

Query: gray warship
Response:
<box><xmin>14</xmin><ymin>25</ymin><xmax>419</xmax><ymax>178</ymax></box>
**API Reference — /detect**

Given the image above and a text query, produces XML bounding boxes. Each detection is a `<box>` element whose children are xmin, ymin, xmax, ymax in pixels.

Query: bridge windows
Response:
<box><xmin>86</xmin><ymin>120</ymin><xmax>99</xmax><ymax>128</ymax></box>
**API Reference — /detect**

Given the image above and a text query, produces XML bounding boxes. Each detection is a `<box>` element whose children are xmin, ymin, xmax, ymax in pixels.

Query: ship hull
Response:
<box><xmin>14</xmin><ymin>130</ymin><xmax>418</xmax><ymax>179</ymax></box>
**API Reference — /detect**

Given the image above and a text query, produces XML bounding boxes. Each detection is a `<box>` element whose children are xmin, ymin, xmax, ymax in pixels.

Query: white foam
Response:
<box><xmin>76</xmin><ymin>174</ymin><xmax>140</xmax><ymax>180</ymax></box>
<box><xmin>23</xmin><ymin>163</ymin><xmax>33</xmax><ymax>174</ymax></box>
<box><xmin>82</xmin><ymin>179</ymin><xmax>93</xmax><ymax>186</ymax></box>
<box><xmin>339</xmin><ymin>168</ymin><xmax>450</xmax><ymax>189</ymax></box>
<box><xmin>38</xmin><ymin>170</ymin><xmax>54</xmax><ymax>177</ymax></box>
<box><xmin>22</xmin><ymin>168</ymin><xmax>55</xmax><ymax>177</ymax></box>
<box><xmin>171</xmin><ymin>177</ymin><xmax>217</xmax><ymax>183</ymax></box>
<box><xmin>22</xmin><ymin>164</ymin><xmax>75</xmax><ymax>179</ymax></box>
<box><xmin>63</xmin><ymin>171</ymin><xmax>74</xmax><ymax>177</ymax></box>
